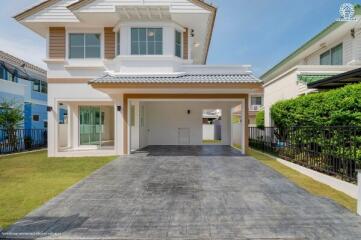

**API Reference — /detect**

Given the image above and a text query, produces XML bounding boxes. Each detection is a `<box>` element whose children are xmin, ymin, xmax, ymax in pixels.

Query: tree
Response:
<box><xmin>0</xmin><ymin>99</ymin><xmax>24</xmax><ymax>151</ymax></box>
<box><xmin>0</xmin><ymin>100</ymin><xmax>23</xmax><ymax>130</ymax></box>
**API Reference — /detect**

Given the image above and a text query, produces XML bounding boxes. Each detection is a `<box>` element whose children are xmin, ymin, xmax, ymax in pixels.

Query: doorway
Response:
<box><xmin>202</xmin><ymin>109</ymin><xmax>222</xmax><ymax>144</ymax></box>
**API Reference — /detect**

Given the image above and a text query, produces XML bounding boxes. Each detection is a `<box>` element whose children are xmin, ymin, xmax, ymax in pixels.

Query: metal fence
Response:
<box><xmin>0</xmin><ymin>129</ymin><xmax>47</xmax><ymax>154</ymax></box>
<box><xmin>249</xmin><ymin>126</ymin><xmax>361</xmax><ymax>183</ymax></box>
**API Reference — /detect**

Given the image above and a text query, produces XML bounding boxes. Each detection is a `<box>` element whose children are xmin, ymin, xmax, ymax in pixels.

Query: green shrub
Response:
<box><xmin>270</xmin><ymin>83</ymin><xmax>361</xmax><ymax>129</ymax></box>
<box><xmin>256</xmin><ymin>110</ymin><xmax>265</xmax><ymax>129</ymax></box>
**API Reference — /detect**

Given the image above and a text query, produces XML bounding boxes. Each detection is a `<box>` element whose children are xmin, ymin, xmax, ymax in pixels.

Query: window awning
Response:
<box><xmin>297</xmin><ymin>74</ymin><xmax>336</xmax><ymax>84</ymax></box>
<box><xmin>307</xmin><ymin>67</ymin><xmax>361</xmax><ymax>89</ymax></box>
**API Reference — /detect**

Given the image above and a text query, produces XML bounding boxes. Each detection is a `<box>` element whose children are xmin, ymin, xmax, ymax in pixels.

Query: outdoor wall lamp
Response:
<box><xmin>187</xmin><ymin>110</ymin><xmax>191</xmax><ymax>115</ymax></box>
<box><xmin>191</xmin><ymin>29</ymin><xmax>195</xmax><ymax>37</ymax></box>
<box><xmin>47</xmin><ymin>106</ymin><xmax>53</xmax><ymax>112</ymax></box>
<box><xmin>117</xmin><ymin>106</ymin><xmax>122</xmax><ymax>112</ymax></box>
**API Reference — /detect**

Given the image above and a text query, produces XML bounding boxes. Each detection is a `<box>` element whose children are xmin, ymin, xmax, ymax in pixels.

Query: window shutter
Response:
<box><xmin>104</xmin><ymin>27</ymin><xmax>115</xmax><ymax>59</ymax></box>
<box><xmin>49</xmin><ymin>27</ymin><xmax>65</xmax><ymax>59</ymax></box>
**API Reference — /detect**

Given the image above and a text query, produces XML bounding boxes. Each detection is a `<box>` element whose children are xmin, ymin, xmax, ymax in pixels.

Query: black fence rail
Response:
<box><xmin>0</xmin><ymin>129</ymin><xmax>47</xmax><ymax>154</ymax></box>
<box><xmin>249</xmin><ymin>126</ymin><xmax>361</xmax><ymax>183</ymax></box>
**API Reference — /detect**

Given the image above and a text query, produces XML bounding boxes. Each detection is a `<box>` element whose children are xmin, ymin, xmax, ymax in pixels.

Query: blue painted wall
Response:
<box><xmin>0</xmin><ymin>91</ymin><xmax>24</xmax><ymax>105</ymax></box>
<box><xmin>0</xmin><ymin>65</ymin><xmax>47</xmax><ymax>130</ymax></box>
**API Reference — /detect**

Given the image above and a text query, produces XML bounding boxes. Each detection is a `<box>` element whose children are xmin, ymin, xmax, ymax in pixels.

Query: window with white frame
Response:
<box><xmin>251</xmin><ymin>96</ymin><xmax>263</xmax><ymax>110</ymax></box>
<box><xmin>175</xmin><ymin>30</ymin><xmax>182</xmax><ymax>58</ymax></box>
<box><xmin>69</xmin><ymin>33</ymin><xmax>101</xmax><ymax>59</ymax></box>
<box><xmin>131</xmin><ymin>28</ymin><xmax>163</xmax><ymax>55</ymax></box>
<box><xmin>320</xmin><ymin>43</ymin><xmax>343</xmax><ymax>65</ymax></box>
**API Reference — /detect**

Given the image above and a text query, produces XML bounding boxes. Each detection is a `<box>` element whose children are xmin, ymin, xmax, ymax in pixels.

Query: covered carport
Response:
<box><xmin>89</xmin><ymin>70</ymin><xmax>263</xmax><ymax>155</ymax></box>
<box><xmin>124</xmin><ymin>94</ymin><xmax>248</xmax><ymax>154</ymax></box>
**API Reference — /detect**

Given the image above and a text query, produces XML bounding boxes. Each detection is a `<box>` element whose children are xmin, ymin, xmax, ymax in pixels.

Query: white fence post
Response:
<box><xmin>357</xmin><ymin>169</ymin><xmax>361</xmax><ymax>216</ymax></box>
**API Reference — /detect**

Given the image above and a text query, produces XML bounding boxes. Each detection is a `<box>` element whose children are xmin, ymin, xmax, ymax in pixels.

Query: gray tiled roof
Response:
<box><xmin>90</xmin><ymin>73</ymin><xmax>261</xmax><ymax>84</ymax></box>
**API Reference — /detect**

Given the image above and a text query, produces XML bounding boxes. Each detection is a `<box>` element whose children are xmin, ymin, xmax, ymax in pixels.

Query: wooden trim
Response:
<box><xmin>123</xmin><ymin>93</ymin><xmax>248</xmax><ymax>154</ymax></box>
<box><xmin>183</xmin><ymin>28</ymin><xmax>189</xmax><ymax>60</ymax></box>
<box><xmin>92</xmin><ymin>82</ymin><xmax>263</xmax><ymax>89</ymax></box>
<box><xmin>13</xmin><ymin>0</ymin><xmax>60</xmax><ymax>21</ymax></box>
<box><xmin>49</xmin><ymin>27</ymin><xmax>66</xmax><ymax>59</ymax></box>
<box><xmin>104</xmin><ymin>27</ymin><xmax>115</xmax><ymax>59</ymax></box>
<box><xmin>48</xmin><ymin>78</ymin><xmax>91</xmax><ymax>83</ymax></box>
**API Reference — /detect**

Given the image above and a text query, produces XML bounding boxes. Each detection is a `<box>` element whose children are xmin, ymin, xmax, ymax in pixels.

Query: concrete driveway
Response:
<box><xmin>2</xmin><ymin>146</ymin><xmax>361</xmax><ymax>239</ymax></box>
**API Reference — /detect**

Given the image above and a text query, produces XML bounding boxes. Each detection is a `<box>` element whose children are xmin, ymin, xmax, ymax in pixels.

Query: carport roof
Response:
<box><xmin>89</xmin><ymin>73</ymin><xmax>260</xmax><ymax>84</ymax></box>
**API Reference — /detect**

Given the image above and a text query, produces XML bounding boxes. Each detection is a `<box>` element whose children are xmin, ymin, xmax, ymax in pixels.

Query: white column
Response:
<box><xmin>66</xmin><ymin>104</ymin><xmax>72</xmax><ymax>148</ymax></box>
<box><xmin>241</xmin><ymin>99</ymin><xmax>246</xmax><ymax>154</ymax></box>
<box><xmin>72</xmin><ymin>103</ymin><xmax>79</xmax><ymax>150</ymax></box>
<box><xmin>357</xmin><ymin>170</ymin><xmax>361</xmax><ymax>216</ymax></box>
<box><xmin>47</xmin><ymin>102</ymin><xmax>57</xmax><ymax>157</ymax></box>
<box><xmin>114</xmin><ymin>94</ymin><xmax>124</xmax><ymax>155</ymax></box>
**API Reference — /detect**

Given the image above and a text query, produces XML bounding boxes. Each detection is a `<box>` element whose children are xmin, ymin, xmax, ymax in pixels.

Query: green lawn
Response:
<box><xmin>203</xmin><ymin>140</ymin><xmax>222</xmax><ymax>144</ymax></box>
<box><xmin>247</xmin><ymin>148</ymin><xmax>356</xmax><ymax>213</ymax></box>
<box><xmin>0</xmin><ymin>151</ymin><xmax>116</xmax><ymax>229</ymax></box>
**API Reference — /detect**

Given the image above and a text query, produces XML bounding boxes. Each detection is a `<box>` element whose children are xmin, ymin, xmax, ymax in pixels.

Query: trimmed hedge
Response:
<box><xmin>270</xmin><ymin>83</ymin><xmax>361</xmax><ymax>129</ymax></box>
<box><xmin>256</xmin><ymin>110</ymin><xmax>265</xmax><ymax>129</ymax></box>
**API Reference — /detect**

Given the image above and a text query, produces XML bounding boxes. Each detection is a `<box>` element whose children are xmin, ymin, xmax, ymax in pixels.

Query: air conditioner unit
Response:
<box><xmin>251</xmin><ymin>105</ymin><xmax>261</xmax><ymax>111</ymax></box>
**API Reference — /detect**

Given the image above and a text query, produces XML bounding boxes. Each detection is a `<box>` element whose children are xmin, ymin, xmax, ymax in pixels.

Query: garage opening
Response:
<box><xmin>202</xmin><ymin>109</ymin><xmax>222</xmax><ymax>144</ymax></box>
<box><xmin>128</xmin><ymin>99</ymin><xmax>245</xmax><ymax>153</ymax></box>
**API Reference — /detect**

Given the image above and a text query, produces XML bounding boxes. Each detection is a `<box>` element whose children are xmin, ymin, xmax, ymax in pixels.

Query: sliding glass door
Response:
<box><xmin>79</xmin><ymin>106</ymin><xmax>101</xmax><ymax>146</ymax></box>
<box><xmin>79</xmin><ymin>106</ymin><xmax>115</xmax><ymax>148</ymax></box>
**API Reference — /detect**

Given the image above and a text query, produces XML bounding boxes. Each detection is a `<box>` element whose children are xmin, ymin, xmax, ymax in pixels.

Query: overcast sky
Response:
<box><xmin>0</xmin><ymin>0</ymin><xmax>357</xmax><ymax>76</ymax></box>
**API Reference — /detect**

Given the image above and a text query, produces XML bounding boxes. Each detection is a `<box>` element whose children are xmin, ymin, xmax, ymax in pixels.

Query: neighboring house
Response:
<box><xmin>0</xmin><ymin>51</ymin><xmax>48</xmax><ymax>129</ymax></box>
<box><xmin>307</xmin><ymin>67</ymin><xmax>361</xmax><ymax>89</ymax></box>
<box><xmin>15</xmin><ymin>0</ymin><xmax>263</xmax><ymax>157</ymax></box>
<box><xmin>261</xmin><ymin>5</ymin><xmax>361</xmax><ymax>127</ymax></box>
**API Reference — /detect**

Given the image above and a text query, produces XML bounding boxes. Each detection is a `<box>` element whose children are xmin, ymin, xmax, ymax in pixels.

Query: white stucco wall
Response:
<box><xmin>263</xmin><ymin>70</ymin><xmax>299</xmax><ymax>127</ymax></box>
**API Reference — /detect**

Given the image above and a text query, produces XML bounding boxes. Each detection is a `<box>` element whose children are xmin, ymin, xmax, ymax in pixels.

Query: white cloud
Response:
<box><xmin>0</xmin><ymin>37</ymin><xmax>46</xmax><ymax>69</ymax></box>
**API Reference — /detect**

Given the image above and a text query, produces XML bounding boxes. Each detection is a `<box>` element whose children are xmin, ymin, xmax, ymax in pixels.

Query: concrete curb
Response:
<box><xmin>251</xmin><ymin>149</ymin><xmax>357</xmax><ymax>199</ymax></box>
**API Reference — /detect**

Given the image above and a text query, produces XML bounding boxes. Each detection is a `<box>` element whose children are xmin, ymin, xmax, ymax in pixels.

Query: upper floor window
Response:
<box><xmin>131</xmin><ymin>28</ymin><xmax>162</xmax><ymax>55</ymax></box>
<box><xmin>320</xmin><ymin>43</ymin><xmax>343</xmax><ymax>65</ymax></box>
<box><xmin>250</xmin><ymin>96</ymin><xmax>263</xmax><ymax>111</ymax></box>
<box><xmin>69</xmin><ymin>33</ymin><xmax>101</xmax><ymax>59</ymax></box>
<box><xmin>251</xmin><ymin>96</ymin><xmax>263</xmax><ymax>106</ymax></box>
<box><xmin>33</xmin><ymin>80</ymin><xmax>47</xmax><ymax>94</ymax></box>
<box><xmin>175</xmin><ymin>30</ymin><xmax>182</xmax><ymax>58</ymax></box>
<box><xmin>0</xmin><ymin>66</ymin><xmax>17</xmax><ymax>82</ymax></box>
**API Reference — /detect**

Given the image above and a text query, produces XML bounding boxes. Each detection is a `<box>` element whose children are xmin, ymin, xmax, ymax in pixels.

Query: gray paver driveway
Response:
<box><xmin>2</xmin><ymin>146</ymin><xmax>361</xmax><ymax>240</ymax></box>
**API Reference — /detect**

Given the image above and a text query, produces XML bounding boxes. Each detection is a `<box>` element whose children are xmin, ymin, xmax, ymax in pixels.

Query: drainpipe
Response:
<box><xmin>357</xmin><ymin>169</ymin><xmax>361</xmax><ymax>216</ymax></box>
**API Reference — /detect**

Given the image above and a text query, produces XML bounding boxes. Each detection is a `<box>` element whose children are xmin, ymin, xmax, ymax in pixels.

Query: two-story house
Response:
<box><xmin>0</xmin><ymin>51</ymin><xmax>48</xmax><ymax>129</ymax></box>
<box><xmin>261</xmin><ymin>4</ymin><xmax>361</xmax><ymax>127</ymax></box>
<box><xmin>15</xmin><ymin>0</ymin><xmax>263</xmax><ymax>157</ymax></box>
